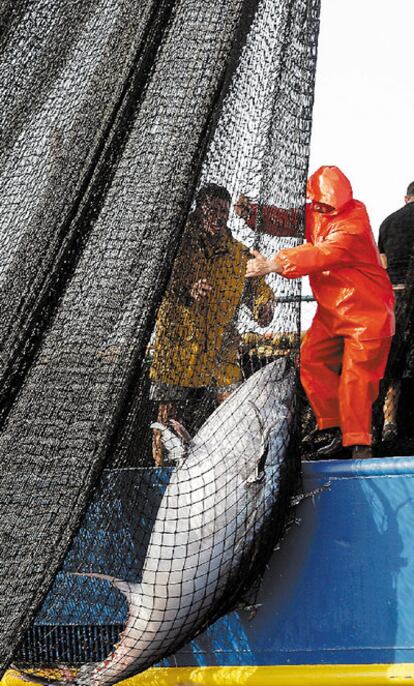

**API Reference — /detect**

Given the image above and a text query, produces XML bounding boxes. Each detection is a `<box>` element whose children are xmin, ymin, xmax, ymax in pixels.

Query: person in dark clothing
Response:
<box><xmin>379</xmin><ymin>181</ymin><xmax>414</xmax><ymax>284</ymax></box>
<box><xmin>378</xmin><ymin>181</ymin><xmax>414</xmax><ymax>440</ymax></box>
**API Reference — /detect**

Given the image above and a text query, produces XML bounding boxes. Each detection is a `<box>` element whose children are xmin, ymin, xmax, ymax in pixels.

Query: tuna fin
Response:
<box><xmin>246</xmin><ymin>400</ymin><xmax>271</xmax><ymax>484</ymax></box>
<box><xmin>151</xmin><ymin>421</ymin><xmax>187</xmax><ymax>464</ymax></box>
<box><xmin>70</xmin><ymin>573</ymin><xmax>139</xmax><ymax>603</ymax></box>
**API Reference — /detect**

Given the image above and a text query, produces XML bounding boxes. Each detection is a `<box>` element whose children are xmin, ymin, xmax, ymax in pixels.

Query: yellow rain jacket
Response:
<box><xmin>150</xmin><ymin>220</ymin><xmax>274</xmax><ymax>388</ymax></box>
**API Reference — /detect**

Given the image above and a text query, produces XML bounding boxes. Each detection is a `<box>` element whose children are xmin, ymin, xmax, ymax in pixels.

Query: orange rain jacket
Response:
<box><xmin>247</xmin><ymin>166</ymin><xmax>395</xmax><ymax>340</ymax></box>
<box><xmin>246</xmin><ymin>166</ymin><xmax>395</xmax><ymax>446</ymax></box>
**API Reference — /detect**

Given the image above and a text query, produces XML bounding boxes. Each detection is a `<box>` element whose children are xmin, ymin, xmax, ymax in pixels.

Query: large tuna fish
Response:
<box><xmin>23</xmin><ymin>358</ymin><xmax>296</xmax><ymax>686</ymax></box>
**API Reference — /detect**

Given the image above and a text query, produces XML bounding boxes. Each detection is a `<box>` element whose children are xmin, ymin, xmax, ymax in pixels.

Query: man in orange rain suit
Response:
<box><xmin>236</xmin><ymin>166</ymin><xmax>395</xmax><ymax>459</ymax></box>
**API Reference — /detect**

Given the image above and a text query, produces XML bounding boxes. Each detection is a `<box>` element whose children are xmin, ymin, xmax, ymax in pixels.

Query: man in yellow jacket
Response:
<box><xmin>150</xmin><ymin>183</ymin><xmax>275</xmax><ymax>465</ymax></box>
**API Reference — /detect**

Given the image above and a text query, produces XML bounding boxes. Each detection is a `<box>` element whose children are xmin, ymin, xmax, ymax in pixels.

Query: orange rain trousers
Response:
<box><xmin>301</xmin><ymin>317</ymin><xmax>392</xmax><ymax>446</ymax></box>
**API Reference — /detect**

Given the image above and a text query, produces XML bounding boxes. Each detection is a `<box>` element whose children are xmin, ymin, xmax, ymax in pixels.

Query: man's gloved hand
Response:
<box><xmin>246</xmin><ymin>249</ymin><xmax>283</xmax><ymax>277</ymax></box>
<box><xmin>234</xmin><ymin>193</ymin><xmax>252</xmax><ymax>220</ymax></box>
<box><xmin>190</xmin><ymin>279</ymin><xmax>212</xmax><ymax>301</ymax></box>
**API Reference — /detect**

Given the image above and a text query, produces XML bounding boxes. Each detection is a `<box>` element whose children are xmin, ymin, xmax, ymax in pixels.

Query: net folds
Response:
<box><xmin>0</xmin><ymin>0</ymin><xmax>320</xmax><ymax>681</ymax></box>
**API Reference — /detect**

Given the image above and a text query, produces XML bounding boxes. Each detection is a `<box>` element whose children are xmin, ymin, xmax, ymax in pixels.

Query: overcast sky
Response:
<box><xmin>309</xmin><ymin>0</ymin><xmax>414</xmax><ymax>235</ymax></box>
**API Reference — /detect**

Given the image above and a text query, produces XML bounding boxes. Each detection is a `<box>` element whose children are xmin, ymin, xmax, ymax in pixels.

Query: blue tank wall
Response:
<box><xmin>164</xmin><ymin>457</ymin><xmax>414</xmax><ymax>667</ymax></box>
<box><xmin>35</xmin><ymin>458</ymin><xmax>414</xmax><ymax>667</ymax></box>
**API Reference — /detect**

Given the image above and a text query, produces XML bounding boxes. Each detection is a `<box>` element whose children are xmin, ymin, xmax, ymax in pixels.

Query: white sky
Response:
<box><xmin>309</xmin><ymin>0</ymin><xmax>414</xmax><ymax>235</ymax></box>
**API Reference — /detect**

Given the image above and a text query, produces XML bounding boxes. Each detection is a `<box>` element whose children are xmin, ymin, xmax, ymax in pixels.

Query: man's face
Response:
<box><xmin>311</xmin><ymin>201</ymin><xmax>335</xmax><ymax>214</ymax></box>
<box><xmin>200</xmin><ymin>197</ymin><xmax>230</xmax><ymax>236</ymax></box>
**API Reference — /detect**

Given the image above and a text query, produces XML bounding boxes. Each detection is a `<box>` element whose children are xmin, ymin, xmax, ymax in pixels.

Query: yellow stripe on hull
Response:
<box><xmin>3</xmin><ymin>664</ymin><xmax>414</xmax><ymax>686</ymax></box>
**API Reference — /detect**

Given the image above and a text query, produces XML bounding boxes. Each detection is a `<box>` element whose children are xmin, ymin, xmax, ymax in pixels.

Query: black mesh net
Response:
<box><xmin>0</xmin><ymin>0</ymin><xmax>320</xmax><ymax>682</ymax></box>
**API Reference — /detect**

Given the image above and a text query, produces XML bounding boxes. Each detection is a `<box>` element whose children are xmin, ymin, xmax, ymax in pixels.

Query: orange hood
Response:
<box><xmin>307</xmin><ymin>166</ymin><xmax>353</xmax><ymax>213</ymax></box>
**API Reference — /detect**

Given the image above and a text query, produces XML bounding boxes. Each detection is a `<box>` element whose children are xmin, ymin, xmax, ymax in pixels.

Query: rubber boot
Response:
<box><xmin>351</xmin><ymin>445</ymin><xmax>373</xmax><ymax>459</ymax></box>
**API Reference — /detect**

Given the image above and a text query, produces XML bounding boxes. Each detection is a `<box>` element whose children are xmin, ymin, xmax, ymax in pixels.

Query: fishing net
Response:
<box><xmin>0</xmin><ymin>0</ymin><xmax>320</xmax><ymax>681</ymax></box>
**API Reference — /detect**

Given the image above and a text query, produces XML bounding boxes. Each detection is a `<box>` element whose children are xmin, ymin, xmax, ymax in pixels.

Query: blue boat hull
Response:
<box><xmin>13</xmin><ymin>457</ymin><xmax>414</xmax><ymax>678</ymax></box>
<box><xmin>164</xmin><ymin>456</ymin><xmax>414</xmax><ymax>668</ymax></box>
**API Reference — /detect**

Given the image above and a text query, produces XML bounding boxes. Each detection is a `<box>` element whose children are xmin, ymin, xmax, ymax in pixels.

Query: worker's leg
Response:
<box><xmin>300</xmin><ymin>319</ymin><xmax>343</xmax><ymax>430</ymax></box>
<box><xmin>339</xmin><ymin>337</ymin><xmax>392</xmax><ymax>447</ymax></box>
<box><xmin>383</xmin><ymin>381</ymin><xmax>400</xmax><ymax>440</ymax></box>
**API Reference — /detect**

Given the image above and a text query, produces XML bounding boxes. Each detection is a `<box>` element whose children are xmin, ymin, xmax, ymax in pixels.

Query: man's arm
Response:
<box><xmin>276</xmin><ymin>230</ymin><xmax>357</xmax><ymax>278</ymax></box>
<box><xmin>378</xmin><ymin>221</ymin><xmax>388</xmax><ymax>269</ymax></box>
<box><xmin>246</xmin><ymin>227</ymin><xmax>361</xmax><ymax>280</ymax></box>
<box><xmin>165</xmin><ymin>223</ymin><xmax>212</xmax><ymax>306</ymax></box>
<box><xmin>234</xmin><ymin>194</ymin><xmax>299</xmax><ymax>238</ymax></box>
<box><xmin>245</xmin><ymin>249</ymin><xmax>283</xmax><ymax>277</ymax></box>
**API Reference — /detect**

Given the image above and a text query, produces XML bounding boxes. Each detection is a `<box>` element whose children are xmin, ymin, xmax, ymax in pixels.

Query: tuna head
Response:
<box><xmin>73</xmin><ymin>358</ymin><xmax>295</xmax><ymax>686</ymax></box>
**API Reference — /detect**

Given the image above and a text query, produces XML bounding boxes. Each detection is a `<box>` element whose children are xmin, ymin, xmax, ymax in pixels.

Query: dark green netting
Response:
<box><xmin>0</xmin><ymin>0</ymin><xmax>320</xmax><ymax>682</ymax></box>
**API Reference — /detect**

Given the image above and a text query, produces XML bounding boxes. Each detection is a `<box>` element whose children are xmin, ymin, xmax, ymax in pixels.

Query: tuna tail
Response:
<box><xmin>246</xmin><ymin>400</ymin><xmax>274</xmax><ymax>484</ymax></box>
<box><xmin>72</xmin><ymin>574</ymin><xmax>144</xmax><ymax>686</ymax></box>
<box><xmin>150</xmin><ymin>421</ymin><xmax>187</xmax><ymax>464</ymax></box>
